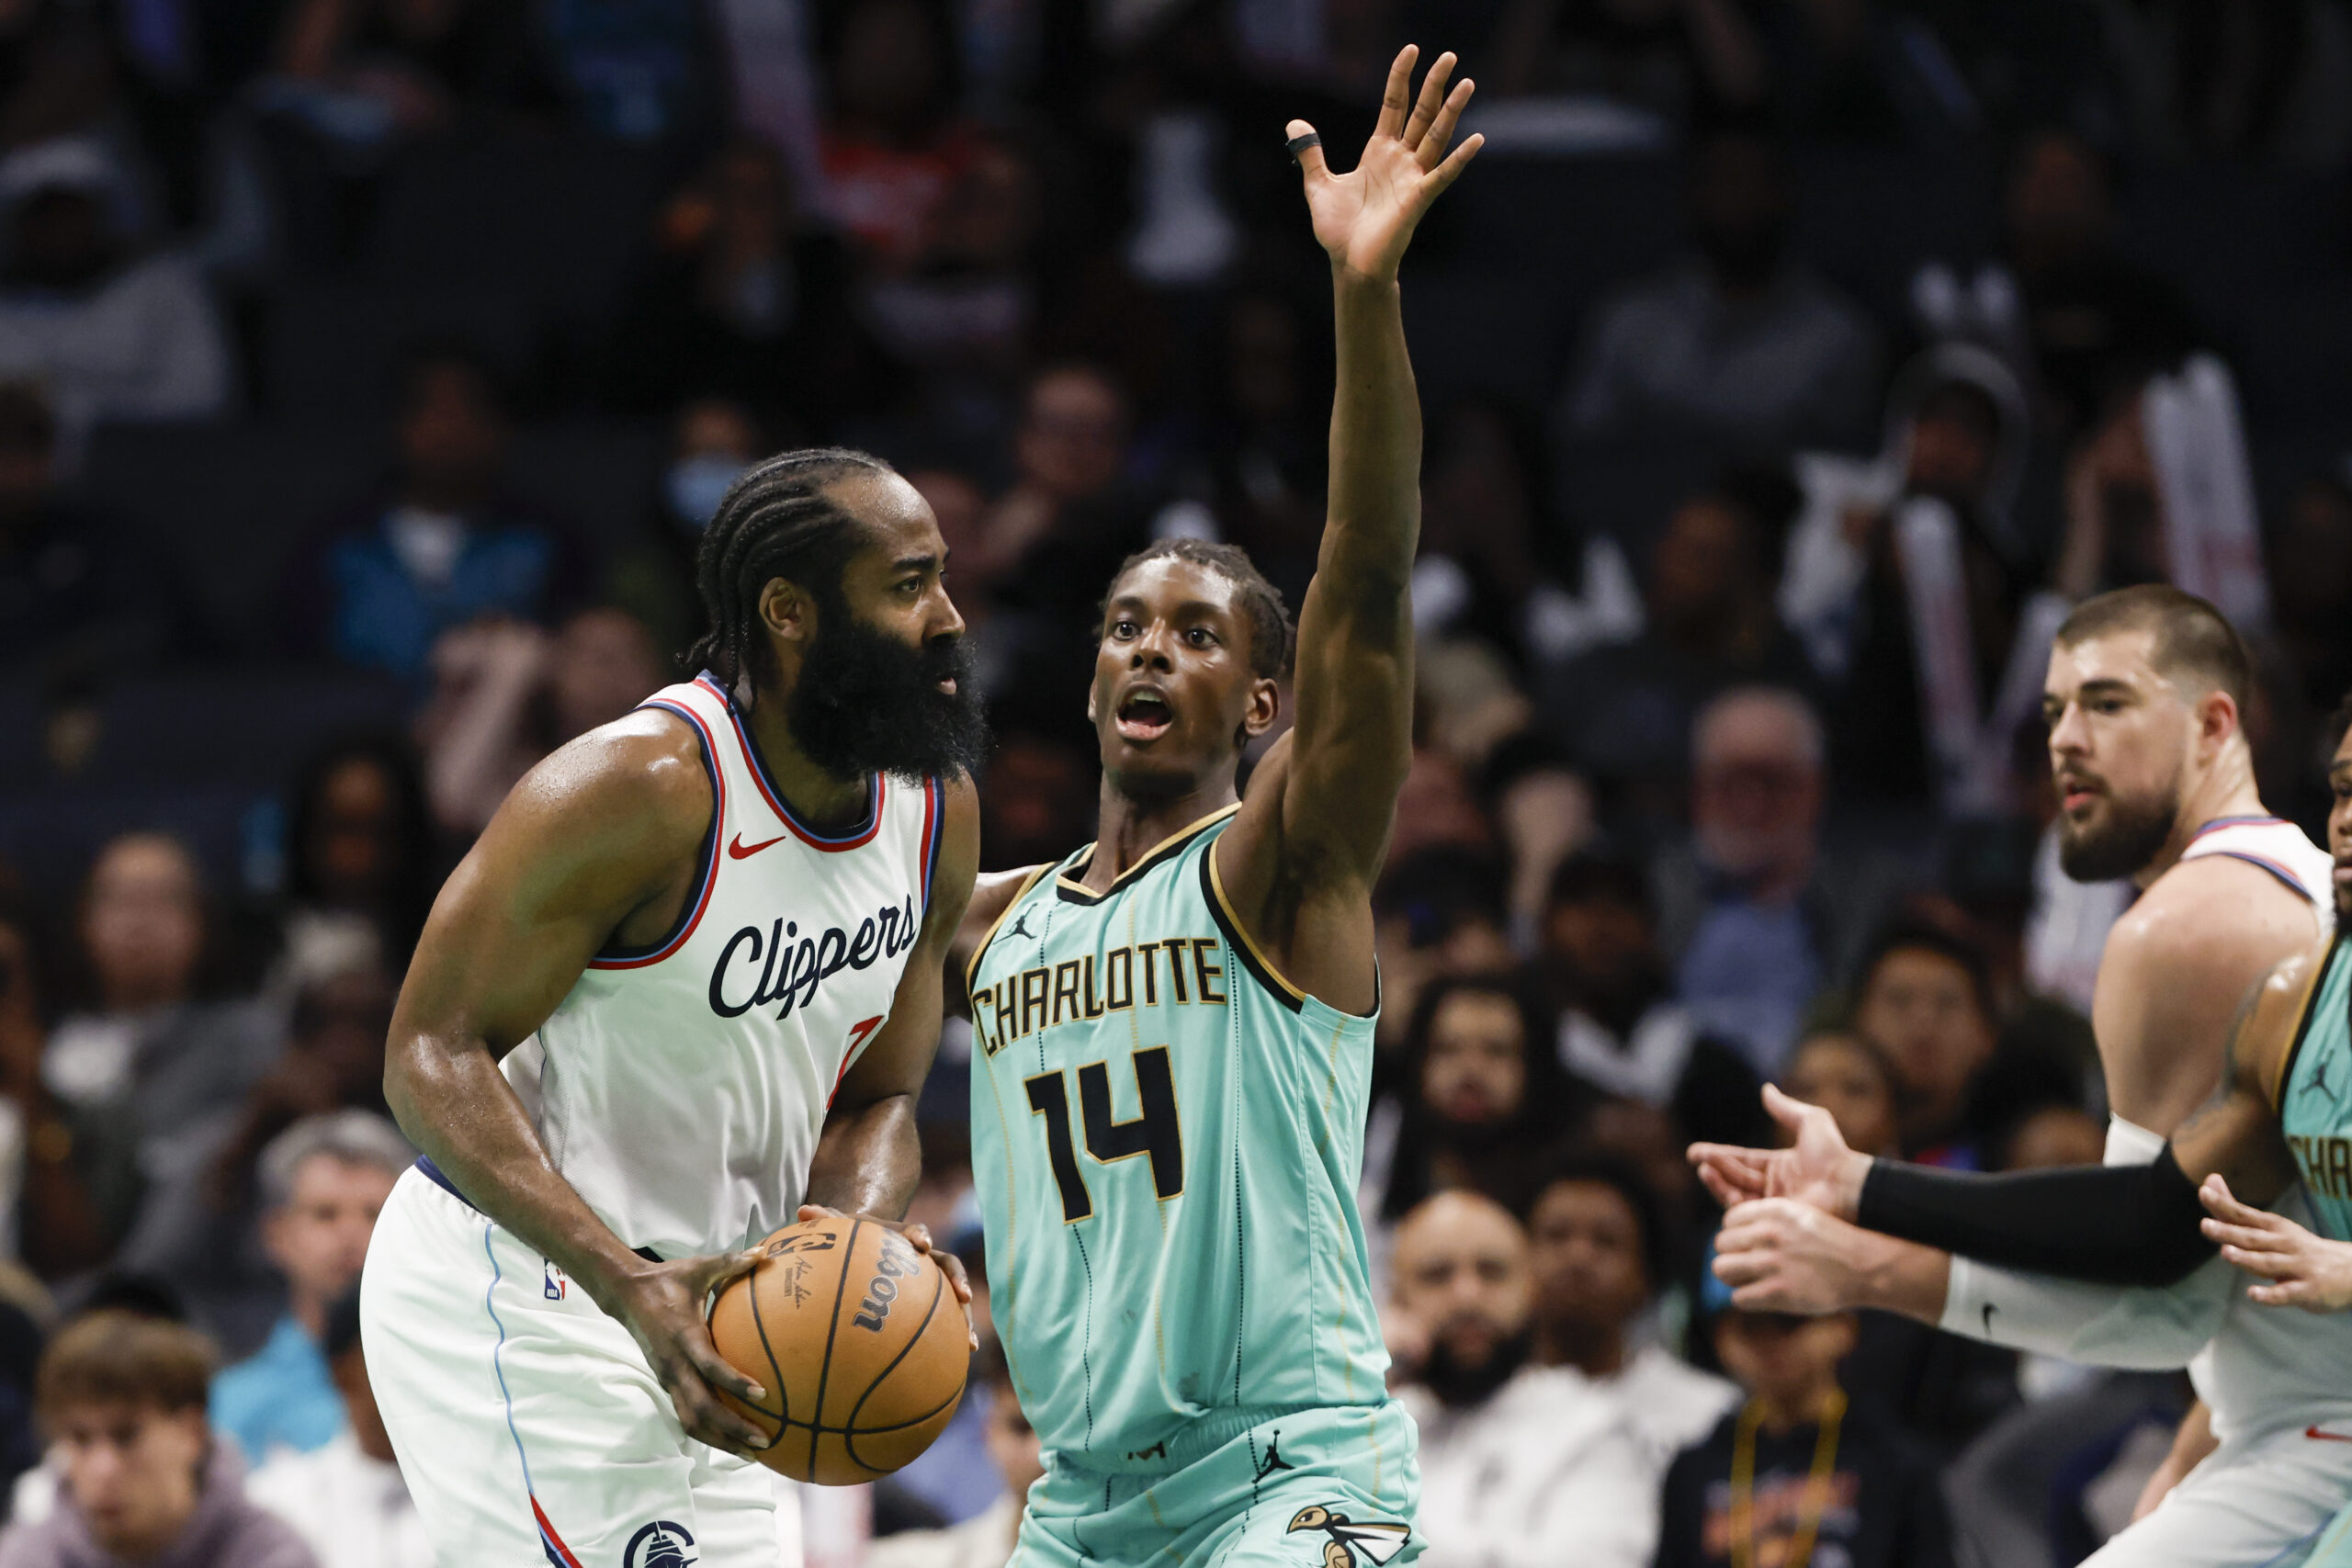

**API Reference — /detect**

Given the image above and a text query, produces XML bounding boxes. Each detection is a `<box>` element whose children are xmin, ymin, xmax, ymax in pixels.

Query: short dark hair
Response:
<box><xmin>687</xmin><ymin>447</ymin><xmax>894</xmax><ymax>689</ymax></box>
<box><xmin>2054</xmin><ymin>585</ymin><xmax>2254</xmax><ymax>712</ymax></box>
<box><xmin>2329</xmin><ymin>688</ymin><xmax>2352</xmax><ymax>755</ymax></box>
<box><xmin>1854</xmin><ymin>918</ymin><xmax>1994</xmax><ymax>1020</ymax></box>
<box><xmin>1530</xmin><ymin>1147</ymin><xmax>1671</xmax><ymax>1296</ymax></box>
<box><xmin>37</xmin><ymin>1311</ymin><xmax>215</xmax><ymax>1423</ymax></box>
<box><xmin>1103</xmin><ymin>538</ymin><xmax>1295</xmax><ymax>680</ymax></box>
<box><xmin>1544</xmin><ymin>851</ymin><xmax>1652</xmax><ymax>918</ymax></box>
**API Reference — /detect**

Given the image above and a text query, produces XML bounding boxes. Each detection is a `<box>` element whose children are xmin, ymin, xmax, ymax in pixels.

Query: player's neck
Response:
<box><xmin>2139</xmin><ymin>753</ymin><xmax>2268</xmax><ymax>888</ymax></box>
<box><xmin>1081</xmin><ymin>772</ymin><xmax>1240</xmax><ymax>893</ymax></box>
<box><xmin>735</xmin><ymin>678</ymin><xmax>876</xmax><ymax>833</ymax></box>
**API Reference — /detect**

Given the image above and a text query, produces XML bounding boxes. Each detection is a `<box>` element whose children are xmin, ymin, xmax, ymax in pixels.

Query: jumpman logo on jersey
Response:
<box><xmin>1005</xmin><ymin>910</ymin><xmax>1037</xmax><ymax>942</ymax></box>
<box><xmin>1254</xmin><ymin>1430</ymin><xmax>1296</xmax><ymax>1483</ymax></box>
<box><xmin>2313</xmin><ymin>1055</ymin><xmax>2342</xmax><ymax>1107</ymax></box>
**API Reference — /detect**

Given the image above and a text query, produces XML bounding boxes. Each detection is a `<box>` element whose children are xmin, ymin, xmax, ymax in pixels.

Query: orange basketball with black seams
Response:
<box><xmin>706</xmin><ymin>1215</ymin><xmax>970</xmax><ymax>1484</ymax></box>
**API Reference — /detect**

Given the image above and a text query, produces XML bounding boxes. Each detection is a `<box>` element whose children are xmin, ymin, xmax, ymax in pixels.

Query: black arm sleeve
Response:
<box><xmin>1855</xmin><ymin>1146</ymin><xmax>2217</xmax><ymax>1286</ymax></box>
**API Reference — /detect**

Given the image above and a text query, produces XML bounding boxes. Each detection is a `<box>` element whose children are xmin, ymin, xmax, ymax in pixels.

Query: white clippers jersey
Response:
<box><xmin>500</xmin><ymin>674</ymin><xmax>944</xmax><ymax>1262</ymax></box>
<box><xmin>2175</xmin><ymin>815</ymin><xmax>2340</xmax><ymax>1440</ymax></box>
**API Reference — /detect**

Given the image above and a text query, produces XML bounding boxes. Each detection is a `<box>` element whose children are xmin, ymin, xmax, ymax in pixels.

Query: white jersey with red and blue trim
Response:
<box><xmin>2177</xmin><ymin>815</ymin><xmax>2336</xmax><ymax>938</ymax></box>
<box><xmin>500</xmin><ymin>671</ymin><xmax>945</xmax><ymax>1263</ymax></box>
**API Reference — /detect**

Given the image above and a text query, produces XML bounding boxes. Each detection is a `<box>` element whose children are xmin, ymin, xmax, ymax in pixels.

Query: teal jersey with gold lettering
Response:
<box><xmin>2280</xmin><ymin>931</ymin><xmax>2352</xmax><ymax>1240</ymax></box>
<box><xmin>967</xmin><ymin>806</ymin><xmax>1396</xmax><ymax>1472</ymax></box>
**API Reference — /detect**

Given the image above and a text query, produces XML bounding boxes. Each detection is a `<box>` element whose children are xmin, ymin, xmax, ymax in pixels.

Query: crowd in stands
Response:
<box><xmin>4</xmin><ymin>0</ymin><xmax>2352</xmax><ymax>1564</ymax></box>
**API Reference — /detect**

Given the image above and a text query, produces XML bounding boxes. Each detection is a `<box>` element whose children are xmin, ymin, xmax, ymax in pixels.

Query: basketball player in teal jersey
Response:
<box><xmin>955</xmin><ymin>46</ymin><xmax>1480</xmax><ymax>1568</ymax></box>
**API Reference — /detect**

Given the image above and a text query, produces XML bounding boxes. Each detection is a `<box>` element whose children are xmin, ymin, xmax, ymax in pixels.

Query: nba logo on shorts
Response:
<box><xmin>623</xmin><ymin>1520</ymin><xmax>695</xmax><ymax>1567</ymax></box>
<box><xmin>543</xmin><ymin>1261</ymin><xmax>567</xmax><ymax>1302</ymax></box>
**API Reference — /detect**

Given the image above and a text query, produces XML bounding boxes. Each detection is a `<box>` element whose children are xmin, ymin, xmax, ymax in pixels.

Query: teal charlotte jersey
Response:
<box><xmin>966</xmin><ymin>805</ymin><xmax>1400</xmax><ymax>1477</ymax></box>
<box><xmin>2278</xmin><ymin>931</ymin><xmax>2352</xmax><ymax>1241</ymax></box>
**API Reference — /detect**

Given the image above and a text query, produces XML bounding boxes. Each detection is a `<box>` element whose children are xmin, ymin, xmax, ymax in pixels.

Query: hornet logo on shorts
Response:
<box><xmin>622</xmin><ymin>1520</ymin><xmax>695</xmax><ymax>1568</ymax></box>
<box><xmin>1287</xmin><ymin>1506</ymin><xmax>1409</xmax><ymax>1568</ymax></box>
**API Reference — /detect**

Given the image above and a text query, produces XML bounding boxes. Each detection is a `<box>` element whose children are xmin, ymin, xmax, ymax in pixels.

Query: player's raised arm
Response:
<box><xmin>384</xmin><ymin>718</ymin><xmax>775</xmax><ymax>1459</ymax></box>
<box><xmin>1217</xmin><ymin>47</ymin><xmax>1480</xmax><ymax>1006</ymax></box>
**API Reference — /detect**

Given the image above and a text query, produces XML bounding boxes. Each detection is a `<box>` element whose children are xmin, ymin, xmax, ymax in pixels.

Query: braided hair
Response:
<box><xmin>686</xmin><ymin>447</ymin><xmax>892</xmax><ymax>688</ymax></box>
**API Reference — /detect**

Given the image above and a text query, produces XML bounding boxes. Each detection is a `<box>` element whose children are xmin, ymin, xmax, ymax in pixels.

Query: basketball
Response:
<box><xmin>706</xmin><ymin>1215</ymin><xmax>970</xmax><ymax>1484</ymax></box>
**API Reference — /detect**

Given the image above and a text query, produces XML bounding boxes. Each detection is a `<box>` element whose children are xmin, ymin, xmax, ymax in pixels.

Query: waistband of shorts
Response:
<box><xmin>1055</xmin><ymin>1403</ymin><xmax>1361</xmax><ymax>1476</ymax></box>
<box><xmin>412</xmin><ymin>1157</ymin><xmax>665</xmax><ymax>1265</ymax></box>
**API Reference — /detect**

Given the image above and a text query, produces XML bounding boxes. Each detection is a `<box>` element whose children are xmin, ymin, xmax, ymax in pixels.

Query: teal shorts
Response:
<box><xmin>1012</xmin><ymin>1403</ymin><xmax>1421</xmax><ymax>1568</ymax></box>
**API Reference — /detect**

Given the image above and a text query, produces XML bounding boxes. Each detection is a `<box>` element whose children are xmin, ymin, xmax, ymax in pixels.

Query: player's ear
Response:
<box><xmin>758</xmin><ymin>577</ymin><xmax>815</xmax><ymax>648</ymax></box>
<box><xmin>2197</xmin><ymin>687</ymin><xmax>2241</xmax><ymax>756</ymax></box>
<box><xmin>1240</xmin><ymin>676</ymin><xmax>1281</xmax><ymax>740</ymax></box>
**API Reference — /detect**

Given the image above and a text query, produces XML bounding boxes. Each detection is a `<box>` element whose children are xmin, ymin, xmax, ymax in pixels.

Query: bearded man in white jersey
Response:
<box><xmin>361</xmin><ymin>449</ymin><xmax>984</xmax><ymax>1567</ymax></box>
<box><xmin>1699</xmin><ymin>584</ymin><xmax>2348</xmax><ymax>1568</ymax></box>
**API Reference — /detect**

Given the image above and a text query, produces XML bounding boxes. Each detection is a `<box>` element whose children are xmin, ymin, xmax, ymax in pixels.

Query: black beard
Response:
<box><xmin>787</xmin><ymin>602</ymin><xmax>991</xmax><ymax>784</ymax></box>
<box><xmin>2056</xmin><ymin>784</ymin><xmax>2178</xmax><ymax>882</ymax></box>
<box><xmin>1419</xmin><ymin>1328</ymin><xmax>1532</xmax><ymax>1410</ymax></box>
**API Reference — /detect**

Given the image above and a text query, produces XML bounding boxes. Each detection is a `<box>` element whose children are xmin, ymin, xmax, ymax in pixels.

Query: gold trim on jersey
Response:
<box><xmin>1204</xmin><ymin>837</ymin><xmax>1312</xmax><ymax>1008</ymax></box>
<box><xmin>963</xmin><ymin>862</ymin><xmax>1056</xmax><ymax>995</ymax></box>
<box><xmin>1052</xmin><ymin>803</ymin><xmax>1242</xmax><ymax>906</ymax></box>
<box><xmin>2275</xmin><ymin>929</ymin><xmax>2347</xmax><ymax>1112</ymax></box>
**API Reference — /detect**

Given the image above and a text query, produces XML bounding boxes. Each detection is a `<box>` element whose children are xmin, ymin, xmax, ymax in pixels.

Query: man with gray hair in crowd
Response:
<box><xmin>1657</xmin><ymin>685</ymin><xmax>1897</xmax><ymax>1076</ymax></box>
<box><xmin>209</xmin><ymin>1111</ymin><xmax>412</xmax><ymax>1466</ymax></box>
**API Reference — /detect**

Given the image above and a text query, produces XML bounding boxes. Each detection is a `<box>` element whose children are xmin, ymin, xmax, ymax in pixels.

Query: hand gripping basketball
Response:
<box><xmin>707</xmin><ymin>1213</ymin><xmax>975</xmax><ymax>1483</ymax></box>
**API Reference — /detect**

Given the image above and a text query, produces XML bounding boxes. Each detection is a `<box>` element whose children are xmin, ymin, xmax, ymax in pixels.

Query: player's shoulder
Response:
<box><xmin>2112</xmin><ymin>852</ymin><xmax>2317</xmax><ymax>971</ymax></box>
<box><xmin>490</xmin><ymin>706</ymin><xmax>714</xmax><ymax>861</ymax></box>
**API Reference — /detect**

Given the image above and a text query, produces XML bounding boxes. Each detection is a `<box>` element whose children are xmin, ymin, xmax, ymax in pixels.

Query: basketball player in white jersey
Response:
<box><xmin>361</xmin><ymin>450</ymin><xmax>983</xmax><ymax>1566</ymax></box>
<box><xmin>1698</xmin><ymin>586</ymin><xmax>2348</xmax><ymax>1567</ymax></box>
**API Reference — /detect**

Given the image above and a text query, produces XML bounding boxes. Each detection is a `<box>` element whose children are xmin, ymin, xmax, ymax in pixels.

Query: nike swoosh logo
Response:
<box><xmin>2306</xmin><ymin>1425</ymin><xmax>2352</xmax><ymax>1444</ymax></box>
<box><xmin>728</xmin><ymin>832</ymin><xmax>787</xmax><ymax>859</ymax></box>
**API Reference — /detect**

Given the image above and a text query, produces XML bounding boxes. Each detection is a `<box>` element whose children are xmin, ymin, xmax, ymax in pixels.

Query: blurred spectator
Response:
<box><xmin>1779</xmin><ymin>1029</ymin><xmax>1897</xmax><ymax>1156</ymax></box>
<box><xmin>1781</xmin><ymin>344</ymin><xmax>2044</xmax><ymax>814</ymax></box>
<box><xmin>1999</xmin><ymin>130</ymin><xmax>2202</xmax><ymax>440</ymax></box>
<box><xmin>1191</xmin><ymin>288</ymin><xmax>1329</xmax><ymax>615</ymax></box>
<box><xmin>3</xmin><ymin>1310</ymin><xmax>315</xmax><ymax>1567</ymax></box>
<box><xmin>1374</xmin><ymin>976</ymin><xmax>1577</xmax><ymax>1224</ymax></box>
<box><xmin>865</xmin><ymin>1348</ymin><xmax>1034</xmax><ymax>1568</ymax></box>
<box><xmin>0</xmin><ymin>139</ymin><xmax>232</xmax><ymax>443</ymax></box>
<box><xmin>1532</xmin><ymin>852</ymin><xmax>1768</xmax><ymax>1150</ymax></box>
<box><xmin>538</xmin><ymin>0</ymin><xmax>722</xmax><ymax>151</ymax></box>
<box><xmin>1524</xmin><ymin>1153</ymin><xmax>1705</xmax><ymax>1381</ymax></box>
<box><xmin>414</xmin><ymin>604</ymin><xmax>664</xmax><ymax>838</ymax></box>
<box><xmin>44</xmin><ymin>835</ymin><xmax>279</xmax><ymax>1252</ymax></box>
<box><xmin>974</xmin><ymin>733</ymin><xmax>1092</xmax><ymax>873</ymax></box>
<box><xmin>1657</xmin><ymin>688</ymin><xmax>1894</xmax><ymax>1076</ymax></box>
<box><xmin>282</xmin><ymin>734</ymin><xmax>439</xmax><ymax>968</ymax></box>
<box><xmin>605</xmin><ymin>395</ymin><xmax>760</xmax><ymax>656</ymax></box>
<box><xmin>115</xmin><ymin>960</ymin><xmax>398</xmax><ymax>1348</ymax></box>
<box><xmin>1655</xmin><ymin>1307</ymin><xmax>1952</xmax><ymax>1568</ymax></box>
<box><xmin>246</xmin><ymin>1293</ymin><xmax>428</xmax><ymax>1568</ymax></box>
<box><xmin>279</xmin><ymin>345</ymin><xmax>588</xmax><ymax>684</ymax></box>
<box><xmin>2052</xmin><ymin>356</ymin><xmax>2269</xmax><ymax>635</ymax></box>
<box><xmin>815</xmin><ymin>0</ymin><xmax>975</xmax><ymax>270</ymax></box>
<box><xmin>609</xmin><ymin>140</ymin><xmax>885</xmax><ymax>434</ymax></box>
<box><xmin>1849</xmin><ymin>921</ymin><xmax>1997</xmax><ymax>1167</ymax></box>
<box><xmin>1562</xmin><ymin>128</ymin><xmax>1878</xmax><ymax>452</ymax></box>
<box><xmin>209</xmin><ymin>1111</ymin><xmax>409</xmax><ymax>1465</ymax></box>
<box><xmin>1487</xmin><ymin>740</ymin><xmax>1599</xmax><ymax>950</ymax></box>
<box><xmin>2100</xmin><ymin>0</ymin><xmax>2352</xmax><ymax>164</ymax></box>
<box><xmin>2270</xmin><ymin>476</ymin><xmax>2352</xmax><ymax>718</ymax></box>
<box><xmin>1401</xmin><ymin>1173</ymin><xmax>1736</xmax><ymax>1568</ymax></box>
<box><xmin>0</xmin><ymin>882</ymin><xmax>103</xmax><ymax>1279</ymax></box>
<box><xmin>1370</xmin><ymin>849</ymin><xmax>1515</xmax><ymax>1072</ymax></box>
<box><xmin>864</xmin><ymin>141</ymin><xmax>1039</xmax><ymax>380</ymax></box>
<box><xmin>1487</xmin><ymin>0</ymin><xmax>1769</xmax><ymax>121</ymax></box>
<box><xmin>264</xmin><ymin>0</ymin><xmax>564</xmax><ymax>148</ymax></box>
<box><xmin>0</xmin><ymin>382</ymin><xmax>175</xmax><ymax>690</ymax></box>
<box><xmin>1536</xmin><ymin>485</ymin><xmax>1815</xmax><ymax>813</ymax></box>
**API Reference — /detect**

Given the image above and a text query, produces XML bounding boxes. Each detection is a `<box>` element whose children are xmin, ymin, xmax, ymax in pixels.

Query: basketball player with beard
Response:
<box><xmin>363</xmin><ymin>450</ymin><xmax>987</xmax><ymax>1566</ymax></box>
<box><xmin>1691</xmin><ymin>594</ymin><xmax>2352</xmax><ymax>1568</ymax></box>
<box><xmin>956</xmin><ymin>50</ymin><xmax>1478</xmax><ymax>1568</ymax></box>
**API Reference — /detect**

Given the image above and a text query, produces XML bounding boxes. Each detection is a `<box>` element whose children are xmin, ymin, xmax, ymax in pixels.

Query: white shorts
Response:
<box><xmin>361</xmin><ymin>1166</ymin><xmax>798</xmax><ymax>1568</ymax></box>
<box><xmin>2085</xmin><ymin>1420</ymin><xmax>2352</xmax><ymax>1568</ymax></box>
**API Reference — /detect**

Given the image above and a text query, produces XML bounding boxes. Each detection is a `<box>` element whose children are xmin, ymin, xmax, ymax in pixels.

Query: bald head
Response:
<box><xmin>1392</xmin><ymin>1190</ymin><xmax>1532</xmax><ymax>1374</ymax></box>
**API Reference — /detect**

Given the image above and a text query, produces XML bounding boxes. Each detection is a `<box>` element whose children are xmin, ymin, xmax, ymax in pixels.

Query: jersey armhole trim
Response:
<box><xmin>2271</xmin><ymin>930</ymin><xmax>2343</xmax><ymax>1112</ymax></box>
<box><xmin>1204</xmin><ymin>839</ymin><xmax>1315</xmax><ymax>1016</ymax></box>
<box><xmin>919</xmin><ymin>777</ymin><xmax>944</xmax><ymax>916</ymax></box>
<box><xmin>2199</xmin><ymin>849</ymin><xmax>2320</xmax><ymax>905</ymax></box>
<box><xmin>588</xmin><ymin>699</ymin><xmax>721</xmax><ymax>969</ymax></box>
<box><xmin>963</xmin><ymin>862</ymin><xmax>1056</xmax><ymax>994</ymax></box>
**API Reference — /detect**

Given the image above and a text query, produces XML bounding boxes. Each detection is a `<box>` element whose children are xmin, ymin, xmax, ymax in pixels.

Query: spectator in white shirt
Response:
<box><xmin>866</xmin><ymin>1348</ymin><xmax>1037</xmax><ymax>1568</ymax></box>
<box><xmin>246</xmin><ymin>1293</ymin><xmax>429</xmax><ymax>1568</ymax></box>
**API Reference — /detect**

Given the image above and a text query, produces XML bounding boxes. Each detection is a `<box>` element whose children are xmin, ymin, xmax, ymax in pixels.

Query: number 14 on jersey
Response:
<box><xmin>1024</xmin><ymin>1047</ymin><xmax>1185</xmax><ymax>1223</ymax></box>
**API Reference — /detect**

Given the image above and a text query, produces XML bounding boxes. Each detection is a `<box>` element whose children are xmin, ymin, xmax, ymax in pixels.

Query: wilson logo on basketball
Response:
<box><xmin>853</xmin><ymin>1237</ymin><xmax>920</xmax><ymax>1333</ymax></box>
<box><xmin>707</xmin><ymin>897</ymin><xmax>920</xmax><ymax>1020</ymax></box>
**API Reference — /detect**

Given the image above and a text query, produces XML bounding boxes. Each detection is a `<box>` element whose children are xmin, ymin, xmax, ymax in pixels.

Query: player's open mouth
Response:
<box><xmin>2058</xmin><ymin>775</ymin><xmax>2102</xmax><ymax>813</ymax></box>
<box><xmin>936</xmin><ymin>676</ymin><xmax>958</xmax><ymax>694</ymax></box>
<box><xmin>1115</xmin><ymin>689</ymin><xmax>1174</xmax><ymax>742</ymax></box>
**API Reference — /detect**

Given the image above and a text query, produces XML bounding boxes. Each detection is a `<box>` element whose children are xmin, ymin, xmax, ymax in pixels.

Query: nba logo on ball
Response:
<box><xmin>623</xmin><ymin>1520</ymin><xmax>695</xmax><ymax>1567</ymax></box>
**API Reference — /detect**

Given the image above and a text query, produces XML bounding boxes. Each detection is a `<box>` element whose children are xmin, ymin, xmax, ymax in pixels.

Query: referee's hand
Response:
<box><xmin>615</xmin><ymin>1249</ymin><xmax>775</xmax><ymax>1459</ymax></box>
